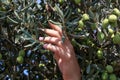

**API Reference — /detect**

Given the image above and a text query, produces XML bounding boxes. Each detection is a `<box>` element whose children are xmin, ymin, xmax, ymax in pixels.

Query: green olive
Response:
<box><xmin>74</xmin><ymin>0</ymin><xmax>81</xmax><ymax>4</ymax></box>
<box><xmin>113</xmin><ymin>32</ymin><xmax>120</xmax><ymax>44</ymax></box>
<box><xmin>105</xmin><ymin>65</ymin><xmax>113</xmax><ymax>73</ymax></box>
<box><xmin>109</xmin><ymin>74</ymin><xmax>117</xmax><ymax>80</ymax></box>
<box><xmin>82</xmin><ymin>13</ymin><xmax>90</xmax><ymax>21</ymax></box>
<box><xmin>17</xmin><ymin>56</ymin><xmax>24</xmax><ymax>64</ymax></box>
<box><xmin>108</xmin><ymin>14</ymin><xmax>117</xmax><ymax>22</ymax></box>
<box><xmin>111</xmin><ymin>61</ymin><xmax>117</xmax><ymax>67</ymax></box>
<box><xmin>108</xmin><ymin>28</ymin><xmax>114</xmax><ymax>34</ymax></box>
<box><xmin>112</xmin><ymin>8</ymin><xmax>120</xmax><ymax>16</ymax></box>
<box><xmin>97</xmin><ymin>32</ymin><xmax>105</xmax><ymax>43</ymax></box>
<box><xmin>101</xmin><ymin>72</ymin><xmax>108</xmax><ymax>80</ymax></box>
<box><xmin>19</xmin><ymin>50</ymin><xmax>25</xmax><ymax>57</ymax></box>
<box><xmin>58</xmin><ymin>0</ymin><xmax>64</xmax><ymax>4</ymax></box>
<box><xmin>39</xmin><ymin>63</ymin><xmax>45</xmax><ymax>67</ymax></box>
<box><xmin>78</xmin><ymin>20</ymin><xmax>84</xmax><ymax>29</ymax></box>
<box><xmin>102</xmin><ymin>18</ymin><xmax>109</xmax><ymax>28</ymax></box>
<box><xmin>97</xmin><ymin>49</ymin><xmax>103</xmax><ymax>59</ymax></box>
<box><xmin>77</xmin><ymin>8</ymin><xmax>81</xmax><ymax>13</ymax></box>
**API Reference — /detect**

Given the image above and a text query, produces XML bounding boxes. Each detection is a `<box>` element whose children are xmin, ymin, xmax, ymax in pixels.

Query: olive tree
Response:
<box><xmin>0</xmin><ymin>0</ymin><xmax>120</xmax><ymax>80</ymax></box>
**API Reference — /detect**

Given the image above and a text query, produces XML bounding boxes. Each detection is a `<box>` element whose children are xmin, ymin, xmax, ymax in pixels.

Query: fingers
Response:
<box><xmin>48</xmin><ymin>22</ymin><xmax>62</xmax><ymax>36</ymax></box>
<box><xmin>41</xmin><ymin>29</ymin><xmax>61</xmax><ymax>38</ymax></box>
<box><xmin>43</xmin><ymin>43</ymin><xmax>65</xmax><ymax>59</ymax></box>
<box><xmin>53</xmin><ymin>53</ymin><xmax>60</xmax><ymax>62</ymax></box>
<box><xmin>39</xmin><ymin>37</ymin><xmax>62</xmax><ymax>47</ymax></box>
<box><xmin>39</xmin><ymin>22</ymin><xmax>63</xmax><ymax>39</ymax></box>
<box><xmin>43</xmin><ymin>43</ymin><xmax>57</xmax><ymax>52</ymax></box>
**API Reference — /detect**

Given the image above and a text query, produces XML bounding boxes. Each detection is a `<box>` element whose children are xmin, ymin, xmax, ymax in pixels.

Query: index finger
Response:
<box><xmin>48</xmin><ymin>21</ymin><xmax>62</xmax><ymax>36</ymax></box>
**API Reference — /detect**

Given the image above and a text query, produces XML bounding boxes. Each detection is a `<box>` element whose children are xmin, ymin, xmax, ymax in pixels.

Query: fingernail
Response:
<box><xmin>43</xmin><ymin>44</ymin><xmax>48</xmax><ymax>48</ymax></box>
<box><xmin>39</xmin><ymin>37</ymin><xmax>44</xmax><ymax>41</ymax></box>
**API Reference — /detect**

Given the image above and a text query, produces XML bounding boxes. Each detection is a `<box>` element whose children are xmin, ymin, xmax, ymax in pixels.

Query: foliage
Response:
<box><xmin>0</xmin><ymin>0</ymin><xmax>120</xmax><ymax>80</ymax></box>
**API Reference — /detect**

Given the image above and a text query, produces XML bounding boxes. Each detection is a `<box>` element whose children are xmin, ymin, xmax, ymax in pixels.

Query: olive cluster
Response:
<box><xmin>102</xmin><ymin>65</ymin><xmax>116</xmax><ymax>80</ymax></box>
<box><xmin>102</xmin><ymin>8</ymin><xmax>120</xmax><ymax>44</ymax></box>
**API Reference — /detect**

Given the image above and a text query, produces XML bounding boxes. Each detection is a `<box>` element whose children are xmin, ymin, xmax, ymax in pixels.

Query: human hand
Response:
<box><xmin>39</xmin><ymin>22</ymin><xmax>81</xmax><ymax>80</ymax></box>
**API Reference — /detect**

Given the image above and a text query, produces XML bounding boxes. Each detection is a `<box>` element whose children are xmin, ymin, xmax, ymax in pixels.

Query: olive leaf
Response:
<box><xmin>86</xmin><ymin>64</ymin><xmax>91</xmax><ymax>74</ymax></box>
<box><xmin>24</xmin><ymin>42</ymin><xmax>36</xmax><ymax>47</ymax></box>
<box><xmin>48</xmin><ymin>20</ymin><xmax>62</xmax><ymax>28</ymax></box>
<box><xmin>7</xmin><ymin>16</ymin><xmax>19</xmax><ymax>24</ymax></box>
<box><xmin>54</xmin><ymin>4</ymin><xmax>64</xmax><ymax>19</ymax></box>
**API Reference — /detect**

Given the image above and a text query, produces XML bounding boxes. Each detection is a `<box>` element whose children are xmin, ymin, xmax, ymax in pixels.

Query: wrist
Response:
<box><xmin>63</xmin><ymin>73</ymin><xmax>81</xmax><ymax>80</ymax></box>
<box><xmin>63</xmin><ymin>53</ymin><xmax>81</xmax><ymax>80</ymax></box>
<box><xmin>62</xmin><ymin>64</ymin><xmax>81</xmax><ymax>80</ymax></box>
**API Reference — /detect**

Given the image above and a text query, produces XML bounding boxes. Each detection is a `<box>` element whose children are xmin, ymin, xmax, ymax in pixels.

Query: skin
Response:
<box><xmin>39</xmin><ymin>22</ymin><xmax>81</xmax><ymax>80</ymax></box>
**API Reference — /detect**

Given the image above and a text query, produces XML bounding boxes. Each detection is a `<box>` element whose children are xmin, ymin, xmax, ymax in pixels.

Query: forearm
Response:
<box><xmin>62</xmin><ymin>56</ymin><xmax>81</xmax><ymax>80</ymax></box>
<box><xmin>63</xmin><ymin>72</ymin><xmax>81</xmax><ymax>80</ymax></box>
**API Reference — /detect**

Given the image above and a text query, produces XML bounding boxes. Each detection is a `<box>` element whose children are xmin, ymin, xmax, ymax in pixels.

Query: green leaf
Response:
<box><xmin>21</xmin><ymin>1</ymin><xmax>35</xmax><ymax>12</ymax></box>
<box><xmin>7</xmin><ymin>16</ymin><xmax>18</xmax><ymax>24</ymax></box>
<box><xmin>55</xmin><ymin>4</ymin><xmax>64</xmax><ymax>19</ymax></box>
<box><xmin>86</xmin><ymin>64</ymin><xmax>91</xmax><ymax>74</ymax></box>
<box><xmin>14</xmin><ymin>10</ymin><xmax>21</xmax><ymax>20</ymax></box>
<box><xmin>33</xmin><ymin>44</ymin><xmax>41</xmax><ymax>51</ymax></box>
<box><xmin>15</xmin><ymin>35</ymin><xmax>20</xmax><ymax>43</ymax></box>
<box><xmin>21</xmin><ymin>29</ymin><xmax>32</xmax><ymax>38</ymax></box>
<box><xmin>1</xmin><ymin>0</ymin><xmax>10</xmax><ymax>5</ymax></box>
<box><xmin>88</xmin><ymin>9</ymin><xmax>94</xmax><ymax>19</ymax></box>
<box><xmin>24</xmin><ymin>42</ymin><xmax>36</xmax><ymax>47</ymax></box>
<box><xmin>48</xmin><ymin>20</ymin><xmax>62</xmax><ymax>29</ymax></box>
<box><xmin>64</xmin><ymin>8</ymin><xmax>72</xmax><ymax>20</ymax></box>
